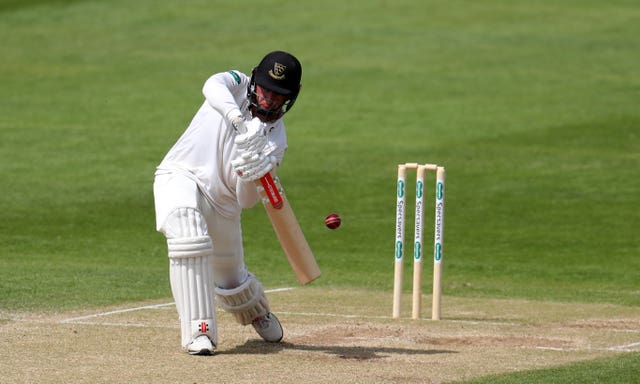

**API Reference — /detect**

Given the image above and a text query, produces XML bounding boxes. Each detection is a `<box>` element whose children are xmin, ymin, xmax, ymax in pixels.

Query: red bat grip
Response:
<box><xmin>259</xmin><ymin>173</ymin><xmax>283</xmax><ymax>209</ymax></box>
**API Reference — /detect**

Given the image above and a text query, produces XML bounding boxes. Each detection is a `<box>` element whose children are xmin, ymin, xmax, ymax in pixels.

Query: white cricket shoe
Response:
<box><xmin>187</xmin><ymin>335</ymin><xmax>215</xmax><ymax>355</ymax></box>
<box><xmin>252</xmin><ymin>312</ymin><xmax>283</xmax><ymax>342</ymax></box>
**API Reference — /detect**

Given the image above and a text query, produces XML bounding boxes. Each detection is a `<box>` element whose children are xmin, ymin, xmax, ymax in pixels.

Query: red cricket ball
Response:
<box><xmin>325</xmin><ymin>213</ymin><xmax>341</xmax><ymax>229</ymax></box>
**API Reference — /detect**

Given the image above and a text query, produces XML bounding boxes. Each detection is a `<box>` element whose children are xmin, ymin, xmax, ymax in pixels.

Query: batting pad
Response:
<box><xmin>169</xmin><ymin>239</ymin><xmax>217</xmax><ymax>348</ymax></box>
<box><xmin>215</xmin><ymin>274</ymin><xmax>270</xmax><ymax>325</ymax></box>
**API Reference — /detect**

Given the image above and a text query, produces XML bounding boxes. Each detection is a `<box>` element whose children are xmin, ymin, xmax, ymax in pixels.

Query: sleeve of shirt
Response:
<box><xmin>235</xmin><ymin>178</ymin><xmax>260</xmax><ymax>209</ymax></box>
<box><xmin>202</xmin><ymin>70</ymin><xmax>249</xmax><ymax>122</ymax></box>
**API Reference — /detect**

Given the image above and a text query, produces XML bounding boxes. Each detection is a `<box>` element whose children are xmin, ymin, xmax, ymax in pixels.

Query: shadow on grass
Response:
<box><xmin>220</xmin><ymin>340</ymin><xmax>457</xmax><ymax>360</ymax></box>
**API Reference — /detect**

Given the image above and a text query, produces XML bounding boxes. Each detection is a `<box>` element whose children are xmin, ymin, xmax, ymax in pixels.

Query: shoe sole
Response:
<box><xmin>188</xmin><ymin>348</ymin><xmax>214</xmax><ymax>356</ymax></box>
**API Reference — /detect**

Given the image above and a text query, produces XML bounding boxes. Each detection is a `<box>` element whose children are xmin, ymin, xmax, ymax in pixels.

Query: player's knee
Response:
<box><xmin>161</xmin><ymin>208</ymin><xmax>212</xmax><ymax>259</ymax></box>
<box><xmin>161</xmin><ymin>207</ymin><xmax>208</xmax><ymax>239</ymax></box>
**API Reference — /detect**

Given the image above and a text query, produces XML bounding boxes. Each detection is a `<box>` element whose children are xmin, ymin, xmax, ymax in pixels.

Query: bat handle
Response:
<box><xmin>258</xmin><ymin>173</ymin><xmax>283</xmax><ymax>209</ymax></box>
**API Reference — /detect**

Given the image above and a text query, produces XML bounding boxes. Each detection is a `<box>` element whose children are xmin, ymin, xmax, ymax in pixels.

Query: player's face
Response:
<box><xmin>255</xmin><ymin>85</ymin><xmax>286</xmax><ymax>112</ymax></box>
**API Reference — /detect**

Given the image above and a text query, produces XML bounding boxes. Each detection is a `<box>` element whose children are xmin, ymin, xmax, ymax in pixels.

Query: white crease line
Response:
<box><xmin>64</xmin><ymin>321</ymin><xmax>176</xmax><ymax>329</ymax></box>
<box><xmin>277</xmin><ymin>311</ymin><xmax>517</xmax><ymax>325</ymax></box>
<box><xmin>61</xmin><ymin>311</ymin><xmax>516</xmax><ymax>329</ymax></box>
<box><xmin>60</xmin><ymin>287</ymin><xmax>295</xmax><ymax>324</ymax></box>
<box><xmin>612</xmin><ymin>329</ymin><xmax>640</xmax><ymax>334</ymax></box>
<box><xmin>608</xmin><ymin>341</ymin><xmax>640</xmax><ymax>351</ymax></box>
<box><xmin>265</xmin><ymin>287</ymin><xmax>296</xmax><ymax>293</ymax></box>
<box><xmin>535</xmin><ymin>342</ymin><xmax>640</xmax><ymax>352</ymax></box>
<box><xmin>60</xmin><ymin>302</ymin><xmax>176</xmax><ymax>324</ymax></box>
<box><xmin>278</xmin><ymin>311</ymin><xmax>389</xmax><ymax>320</ymax></box>
<box><xmin>535</xmin><ymin>346</ymin><xmax>579</xmax><ymax>351</ymax></box>
<box><xmin>448</xmin><ymin>319</ymin><xmax>518</xmax><ymax>326</ymax></box>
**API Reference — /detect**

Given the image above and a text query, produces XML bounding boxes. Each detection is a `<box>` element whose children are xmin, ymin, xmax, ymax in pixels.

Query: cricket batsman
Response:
<box><xmin>153</xmin><ymin>51</ymin><xmax>302</xmax><ymax>355</ymax></box>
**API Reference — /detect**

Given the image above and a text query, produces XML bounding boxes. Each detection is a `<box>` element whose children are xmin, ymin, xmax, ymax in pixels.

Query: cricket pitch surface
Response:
<box><xmin>2</xmin><ymin>288</ymin><xmax>639</xmax><ymax>383</ymax></box>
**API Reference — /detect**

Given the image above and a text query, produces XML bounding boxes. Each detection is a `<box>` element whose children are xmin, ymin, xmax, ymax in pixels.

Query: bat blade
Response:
<box><xmin>256</xmin><ymin>174</ymin><xmax>321</xmax><ymax>285</ymax></box>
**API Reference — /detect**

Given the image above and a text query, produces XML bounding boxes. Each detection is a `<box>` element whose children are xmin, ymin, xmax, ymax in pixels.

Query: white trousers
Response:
<box><xmin>153</xmin><ymin>172</ymin><xmax>247</xmax><ymax>288</ymax></box>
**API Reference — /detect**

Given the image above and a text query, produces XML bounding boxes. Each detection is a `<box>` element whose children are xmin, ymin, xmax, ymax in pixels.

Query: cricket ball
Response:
<box><xmin>325</xmin><ymin>213</ymin><xmax>341</xmax><ymax>229</ymax></box>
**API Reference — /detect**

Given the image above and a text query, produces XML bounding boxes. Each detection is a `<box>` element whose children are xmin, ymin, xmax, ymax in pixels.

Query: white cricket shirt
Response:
<box><xmin>156</xmin><ymin>70</ymin><xmax>287</xmax><ymax>218</ymax></box>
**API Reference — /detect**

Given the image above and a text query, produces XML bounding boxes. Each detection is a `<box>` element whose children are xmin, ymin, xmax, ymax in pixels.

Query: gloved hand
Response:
<box><xmin>234</xmin><ymin>117</ymin><xmax>267</xmax><ymax>155</ymax></box>
<box><xmin>231</xmin><ymin>152</ymin><xmax>276</xmax><ymax>181</ymax></box>
<box><xmin>230</xmin><ymin>116</ymin><xmax>247</xmax><ymax>133</ymax></box>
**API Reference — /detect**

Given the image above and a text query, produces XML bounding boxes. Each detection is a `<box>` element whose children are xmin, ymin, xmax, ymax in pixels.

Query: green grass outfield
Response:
<box><xmin>1</xmin><ymin>0</ymin><xmax>638</xmax><ymax>382</ymax></box>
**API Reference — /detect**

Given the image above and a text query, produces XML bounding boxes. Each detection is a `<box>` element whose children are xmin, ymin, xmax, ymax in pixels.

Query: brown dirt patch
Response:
<box><xmin>1</xmin><ymin>288</ymin><xmax>639</xmax><ymax>383</ymax></box>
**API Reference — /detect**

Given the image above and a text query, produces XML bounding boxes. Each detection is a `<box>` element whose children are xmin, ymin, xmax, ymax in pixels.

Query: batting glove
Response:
<box><xmin>232</xmin><ymin>152</ymin><xmax>276</xmax><ymax>182</ymax></box>
<box><xmin>230</xmin><ymin>116</ymin><xmax>247</xmax><ymax>133</ymax></box>
<box><xmin>234</xmin><ymin>118</ymin><xmax>268</xmax><ymax>155</ymax></box>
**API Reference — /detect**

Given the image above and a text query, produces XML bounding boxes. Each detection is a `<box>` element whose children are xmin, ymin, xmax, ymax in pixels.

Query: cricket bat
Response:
<box><xmin>256</xmin><ymin>172</ymin><xmax>321</xmax><ymax>285</ymax></box>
